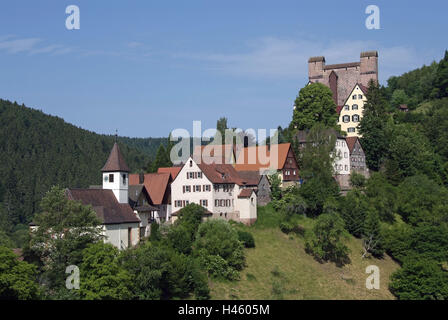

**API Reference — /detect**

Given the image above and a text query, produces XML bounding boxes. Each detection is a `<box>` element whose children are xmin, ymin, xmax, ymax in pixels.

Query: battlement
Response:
<box><xmin>307</xmin><ymin>51</ymin><xmax>378</xmax><ymax>105</ymax></box>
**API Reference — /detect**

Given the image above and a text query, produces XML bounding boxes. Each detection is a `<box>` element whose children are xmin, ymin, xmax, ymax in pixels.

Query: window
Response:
<box><xmin>109</xmin><ymin>173</ymin><xmax>114</xmax><ymax>183</ymax></box>
<box><xmin>344</xmin><ymin>105</ymin><xmax>349</xmax><ymax>110</ymax></box>
<box><xmin>122</xmin><ymin>174</ymin><xmax>127</xmax><ymax>185</ymax></box>
<box><xmin>343</xmin><ymin>115</ymin><xmax>350</xmax><ymax>123</ymax></box>
<box><xmin>352</xmin><ymin>95</ymin><xmax>357</xmax><ymax>99</ymax></box>
<box><xmin>352</xmin><ymin>114</ymin><xmax>360</xmax><ymax>122</ymax></box>
<box><xmin>344</xmin><ymin>152</ymin><xmax>348</xmax><ymax>158</ymax></box>
<box><xmin>189</xmin><ymin>160</ymin><xmax>192</xmax><ymax>167</ymax></box>
<box><xmin>345</xmin><ymin>165</ymin><xmax>348</xmax><ymax>171</ymax></box>
<box><xmin>200</xmin><ymin>199</ymin><xmax>208</xmax><ymax>207</ymax></box>
<box><xmin>215</xmin><ymin>199</ymin><xmax>219</xmax><ymax>207</ymax></box>
<box><xmin>352</xmin><ymin>104</ymin><xmax>358</xmax><ymax>110</ymax></box>
<box><xmin>204</xmin><ymin>185</ymin><xmax>211</xmax><ymax>192</ymax></box>
<box><xmin>348</xmin><ymin>127</ymin><xmax>355</xmax><ymax>133</ymax></box>
<box><xmin>128</xmin><ymin>227</ymin><xmax>132</xmax><ymax>248</ymax></box>
<box><xmin>358</xmin><ymin>94</ymin><xmax>363</xmax><ymax>99</ymax></box>
<box><xmin>194</xmin><ymin>185</ymin><xmax>201</xmax><ymax>192</ymax></box>
<box><xmin>198</xmin><ymin>172</ymin><xmax>203</xmax><ymax>178</ymax></box>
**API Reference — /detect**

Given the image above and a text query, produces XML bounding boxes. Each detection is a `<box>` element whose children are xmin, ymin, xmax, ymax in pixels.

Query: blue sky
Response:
<box><xmin>0</xmin><ymin>0</ymin><xmax>447</xmax><ymax>138</ymax></box>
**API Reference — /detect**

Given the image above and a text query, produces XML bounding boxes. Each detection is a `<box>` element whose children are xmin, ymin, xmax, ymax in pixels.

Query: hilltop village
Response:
<box><xmin>50</xmin><ymin>51</ymin><xmax>378</xmax><ymax>250</ymax></box>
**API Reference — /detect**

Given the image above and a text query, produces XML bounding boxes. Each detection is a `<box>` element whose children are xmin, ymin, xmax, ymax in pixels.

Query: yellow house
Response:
<box><xmin>337</xmin><ymin>84</ymin><xmax>368</xmax><ymax>137</ymax></box>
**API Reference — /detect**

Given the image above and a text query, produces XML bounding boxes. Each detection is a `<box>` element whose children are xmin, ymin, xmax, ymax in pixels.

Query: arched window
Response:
<box><xmin>343</xmin><ymin>115</ymin><xmax>350</xmax><ymax>123</ymax></box>
<box><xmin>352</xmin><ymin>104</ymin><xmax>358</xmax><ymax>110</ymax></box>
<box><xmin>352</xmin><ymin>114</ymin><xmax>360</xmax><ymax>122</ymax></box>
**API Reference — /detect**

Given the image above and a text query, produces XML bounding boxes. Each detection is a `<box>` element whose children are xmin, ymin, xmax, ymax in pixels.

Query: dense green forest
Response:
<box><xmin>0</xmin><ymin>100</ymin><xmax>168</xmax><ymax>245</ymax></box>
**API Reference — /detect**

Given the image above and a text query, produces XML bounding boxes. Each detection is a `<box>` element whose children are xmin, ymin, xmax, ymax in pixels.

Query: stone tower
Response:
<box><xmin>308</xmin><ymin>51</ymin><xmax>378</xmax><ymax>105</ymax></box>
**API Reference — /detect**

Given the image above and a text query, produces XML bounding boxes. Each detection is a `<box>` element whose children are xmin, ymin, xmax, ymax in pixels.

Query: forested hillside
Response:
<box><xmin>0</xmin><ymin>99</ymin><xmax>155</xmax><ymax>239</ymax></box>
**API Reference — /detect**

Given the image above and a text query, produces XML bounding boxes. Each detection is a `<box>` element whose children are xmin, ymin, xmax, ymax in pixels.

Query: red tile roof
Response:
<box><xmin>345</xmin><ymin>136</ymin><xmax>358</xmax><ymax>153</ymax></box>
<box><xmin>129</xmin><ymin>173</ymin><xmax>171</xmax><ymax>205</ymax></box>
<box><xmin>197</xmin><ymin>162</ymin><xmax>244</xmax><ymax>185</ymax></box>
<box><xmin>358</xmin><ymin>83</ymin><xmax>369</xmax><ymax>94</ymax></box>
<box><xmin>157</xmin><ymin>167</ymin><xmax>182</xmax><ymax>180</ymax></box>
<box><xmin>234</xmin><ymin>143</ymin><xmax>292</xmax><ymax>172</ymax></box>
<box><xmin>236</xmin><ymin>170</ymin><xmax>262</xmax><ymax>186</ymax></box>
<box><xmin>66</xmin><ymin>188</ymin><xmax>139</xmax><ymax>224</ymax></box>
<box><xmin>101</xmin><ymin>143</ymin><xmax>130</xmax><ymax>172</ymax></box>
<box><xmin>238</xmin><ymin>188</ymin><xmax>256</xmax><ymax>198</ymax></box>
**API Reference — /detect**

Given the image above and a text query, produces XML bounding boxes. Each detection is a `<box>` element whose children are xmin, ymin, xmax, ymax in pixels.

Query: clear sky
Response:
<box><xmin>0</xmin><ymin>0</ymin><xmax>446</xmax><ymax>138</ymax></box>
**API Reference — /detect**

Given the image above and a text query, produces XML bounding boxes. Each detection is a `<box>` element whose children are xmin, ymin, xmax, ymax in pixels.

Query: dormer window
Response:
<box><xmin>109</xmin><ymin>173</ymin><xmax>114</xmax><ymax>183</ymax></box>
<box><xmin>122</xmin><ymin>174</ymin><xmax>127</xmax><ymax>185</ymax></box>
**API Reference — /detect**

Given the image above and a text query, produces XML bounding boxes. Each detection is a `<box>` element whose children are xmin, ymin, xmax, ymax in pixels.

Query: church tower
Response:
<box><xmin>101</xmin><ymin>142</ymin><xmax>130</xmax><ymax>203</ymax></box>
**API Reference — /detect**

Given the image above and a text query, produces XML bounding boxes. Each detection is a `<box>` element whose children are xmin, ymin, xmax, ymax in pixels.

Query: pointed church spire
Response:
<box><xmin>101</xmin><ymin>142</ymin><xmax>130</xmax><ymax>172</ymax></box>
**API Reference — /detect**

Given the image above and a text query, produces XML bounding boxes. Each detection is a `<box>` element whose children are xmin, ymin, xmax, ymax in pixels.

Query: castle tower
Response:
<box><xmin>307</xmin><ymin>51</ymin><xmax>378</xmax><ymax>105</ymax></box>
<box><xmin>101</xmin><ymin>143</ymin><xmax>130</xmax><ymax>203</ymax></box>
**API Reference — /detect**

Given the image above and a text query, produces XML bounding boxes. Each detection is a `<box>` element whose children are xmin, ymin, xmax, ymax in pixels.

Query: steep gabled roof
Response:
<box><xmin>345</xmin><ymin>136</ymin><xmax>358</xmax><ymax>153</ymax></box>
<box><xmin>65</xmin><ymin>189</ymin><xmax>139</xmax><ymax>224</ymax></box>
<box><xmin>157</xmin><ymin>167</ymin><xmax>182</xmax><ymax>180</ymax></box>
<box><xmin>129</xmin><ymin>173</ymin><xmax>171</xmax><ymax>205</ymax></box>
<box><xmin>336</xmin><ymin>105</ymin><xmax>343</xmax><ymax>115</ymax></box>
<box><xmin>101</xmin><ymin>143</ymin><xmax>130</xmax><ymax>172</ymax></box>
<box><xmin>340</xmin><ymin>83</ymin><xmax>369</xmax><ymax>108</ymax></box>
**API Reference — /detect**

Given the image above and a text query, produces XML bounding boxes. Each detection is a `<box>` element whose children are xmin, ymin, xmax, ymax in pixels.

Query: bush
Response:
<box><xmin>194</xmin><ymin>220</ymin><xmax>245</xmax><ymax>280</ymax></box>
<box><xmin>305</xmin><ymin>213</ymin><xmax>350</xmax><ymax>265</ymax></box>
<box><xmin>389</xmin><ymin>259</ymin><xmax>448</xmax><ymax>300</ymax></box>
<box><xmin>237</xmin><ymin>231</ymin><xmax>255</xmax><ymax>248</ymax></box>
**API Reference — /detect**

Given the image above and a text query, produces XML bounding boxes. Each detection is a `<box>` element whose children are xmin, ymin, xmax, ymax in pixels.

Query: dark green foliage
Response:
<box><xmin>362</xmin><ymin>211</ymin><xmax>384</xmax><ymax>257</ymax></box>
<box><xmin>433</xmin><ymin>50</ymin><xmax>448</xmax><ymax>99</ymax></box>
<box><xmin>358</xmin><ymin>80</ymin><xmax>391</xmax><ymax>171</ymax></box>
<box><xmin>349</xmin><ymin>172</ymin><xmax>366</xmax><ymax>188</ymax></box>
<box><xmin>119</xmin><ymin>241</ymin><xmax>210</xmax><ymax>300</ymax></box>
<box><xmin>167</xmin><ymin>225</ymin><xmax>192</xmax><ymax>254</ymax></box>
<box><xmin>389</xmin><ymin>260</ymin><xmax>448</xmax><ymax>300</ymax></box>
<box><xmin>339</xmin><ymin>189</ymin><xmax>370</xmax><ymax>238</ymax></box>
<box><xmin>0</xmin><ymin>246</ymin><xmax>40</xmax><ymax>300</ymax></box>
<box><xmin>396</xmin><ymin>175</ymin><xmax>448</xmax><ymax>225</ymax></box>
<box><xmin>0</xmin><ymin>99</ymin><xmax>149</xmax><ymax>231</ymax></box>
<box><xmin>149</xmin><ymin>222</ymin><xmax>161</xmax><ymax>242</ymax></box>
<box><xmin>148</xmin><ymin>144</ymin><xmax>172</xmax><ymax>173</ymax></box>
<box><xmin>384</xmin><ymin>224</ymin><xmax>448</xmax><ymax>265</ymax></box>
<box><xmin>364</xmin><ymin>173</ymin><xmax>396</xmax><ymax>223</ymax></box>
<box><xmin>386</xmin><ymin>61</ymin><xmax>439</xmax><ymax>105</ymax></box>
<box><xmin>237</xmin><ymin>230</ymin><xmax>255</xmax><ymax>248</ymax></box>
<box><xmin>305</xmin><ymin>213</ymin><xmax>350</xmax><ymax>265</ymax></box>
<box><xmin>80</xmin><ymin>242</ymin><xmax>133</xmax><ymax>300</ymax></box>
<box><xmin>291</xmin><ymin>83</ymin><xmax>338</xmax><ymax>130</ymax></box>
<box><xmin>176</xmin><ymin>203</ymin><xmax>206</xmax><ymax>240</ymax></box>
<box><xmin>28</xmin><ymin>186</ymin><xmax>103</xmax><ymax>295</ymax></box>
<box><xmin>385</xmin><ymin>124</ymin><xmax>444</xmax><ymax>184</ymax></box>
<box><xmin>194</xmin><ymin>219</ymin><xmax>245</xmax><ymax>280</ymax></box>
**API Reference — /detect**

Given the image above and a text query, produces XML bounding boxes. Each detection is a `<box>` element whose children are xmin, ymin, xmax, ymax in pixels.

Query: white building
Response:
<box><xmin>171</xmin><ymin>157</ymin><xmax>257</xmax><ymax>225</ymax></box>
<box><xmin>66</xmin><ymin>143</ymin><xmax>141</xmax><ymax>250</ymax></box>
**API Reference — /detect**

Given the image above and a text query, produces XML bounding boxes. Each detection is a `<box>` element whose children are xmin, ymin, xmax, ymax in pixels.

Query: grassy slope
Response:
<box><xmin>210</xmin><ymin>206</ymin><xmax>399</xmax><ymax>300</ymax></box>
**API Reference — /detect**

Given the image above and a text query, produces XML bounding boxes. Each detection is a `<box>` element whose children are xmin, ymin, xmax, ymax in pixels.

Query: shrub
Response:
<box><xmin>194</xmin><ymin>220</ymin><xmax>245</xmax><ymax>280</ymax></box>
<box><xmin>305</xmin><ymin>213</ymin><xmax>350</xmax><ymax>265</ymax></box>
<box><xmin>389</xmin><ymin>259</ymin><xmax>448</xmax><ymax>300</ymax></box>
<box><xmin>237</xmin><ymin>231</ymin><xmax>255</xmax><ymax>248</ymax></box>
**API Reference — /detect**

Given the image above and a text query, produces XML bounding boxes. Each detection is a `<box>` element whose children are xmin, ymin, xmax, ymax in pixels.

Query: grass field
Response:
<box><xmin>209</xmin><ymin>206</ymin><xmax>400</xmax><ymax>300</ymax></box>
